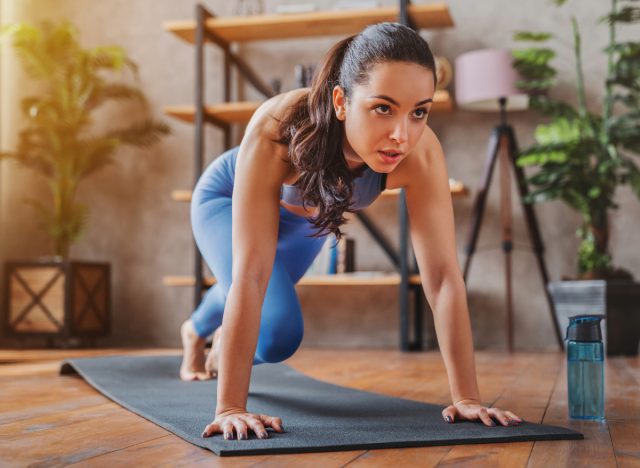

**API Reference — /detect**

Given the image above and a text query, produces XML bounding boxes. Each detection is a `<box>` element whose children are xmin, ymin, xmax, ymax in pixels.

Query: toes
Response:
<box><xmin>195</xmin><ymin>371</ymin><xmax>216</xmax><ymax>381</ymax></box>
<box><xmin>179</xmin><ymin>370</ymin><xmax>198</xmax><ymax>381</ymax></box>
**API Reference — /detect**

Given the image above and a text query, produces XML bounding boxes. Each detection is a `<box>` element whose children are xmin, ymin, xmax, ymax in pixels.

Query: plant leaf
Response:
<box><xmin>513</xmin><ymin>31</ymin><xmax>553</xmax><ymax>42</ymax></box>
<box><xmin>528</xmin><ymin>95</ymin><xmax>579</xmax><ymax>119</ymax></box>
<box><xmin>106</xmin><ymin>119</ymin><xmax>170</xmax><ymax>147</ymax></box>
<box><xmin>600</xmin><ymin>6</ymin><xmax>640</xmax><ymax>24</ymax></box>
<box><xmin>623</xmin><ymin>158</ymin><xmax>640</xmax><ymax>199</ymax></box>
<box><xmin>86</xmin><ymin>83</ymin><xmax>147</xmax><ymax>111</ymax></box>
<box><xmin>534</xmin><ymin>118</ymin><xmax>582</xmax><ymax>145</ymax></box>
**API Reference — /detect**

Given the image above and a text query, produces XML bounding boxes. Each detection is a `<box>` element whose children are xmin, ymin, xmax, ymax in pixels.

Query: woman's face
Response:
<box><xmin>333</xmin><ymin>61</ymin><xmax>436</xmax><ymax>173</ymax></box>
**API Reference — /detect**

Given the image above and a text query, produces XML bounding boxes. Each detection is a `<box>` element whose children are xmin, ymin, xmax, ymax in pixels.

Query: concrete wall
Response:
<box><xmin>1</xmin><ymin>0</ymin><xmax>638</xmax><ymax>350</ymax></box>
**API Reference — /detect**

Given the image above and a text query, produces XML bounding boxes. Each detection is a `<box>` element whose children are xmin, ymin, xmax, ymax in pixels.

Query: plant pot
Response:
<box><xmin>3</xmin><ymin>258</ymin><xmax>111</xmax><ymax>343</ymax></box>
<box><xmin>548</xmin><ymin>280</ymin><xmax>640</xmax><ymax>356</ymax></box>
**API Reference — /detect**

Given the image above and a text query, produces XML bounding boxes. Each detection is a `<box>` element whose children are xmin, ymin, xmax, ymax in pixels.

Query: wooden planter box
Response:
<box><xmin>3</xmin><ymin>259</ymin><xmax>111</xmax><ymax>340</ymax></box>
<box><xmin>548</xmin><ymin>280</ymin><xmax>640</xmax><ymax>356</ymax></box>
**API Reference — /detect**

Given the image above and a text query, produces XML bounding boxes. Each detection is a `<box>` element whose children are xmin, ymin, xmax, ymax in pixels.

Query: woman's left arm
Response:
<box><xmin>404</xmin><ymin>127</ymin><xmax>522</xmax><ymax>427</ymax></box>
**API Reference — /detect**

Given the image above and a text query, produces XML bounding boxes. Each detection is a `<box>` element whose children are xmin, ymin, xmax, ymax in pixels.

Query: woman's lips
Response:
<box><xmin>378</xmin><ymin>150</ymin><xmax>403</xmax><ymax>164</ymax></box>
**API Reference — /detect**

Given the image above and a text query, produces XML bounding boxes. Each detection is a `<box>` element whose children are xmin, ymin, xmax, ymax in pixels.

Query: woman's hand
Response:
<box><xmin>442</xmin><ymin>399</ymin><xmax>523</xmax><ymax>427</ymax></box>
<box><xmin>201</xmin><ymin>407</ymin><xmax>285</xmax><ymax>440</ymax></box>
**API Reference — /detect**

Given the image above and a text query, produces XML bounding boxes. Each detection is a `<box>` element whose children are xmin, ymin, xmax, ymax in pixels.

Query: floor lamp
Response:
<box><xmin>454</xmin><ymin>49</ymin><xmax>564</xmax><ymax>353</ymax></box>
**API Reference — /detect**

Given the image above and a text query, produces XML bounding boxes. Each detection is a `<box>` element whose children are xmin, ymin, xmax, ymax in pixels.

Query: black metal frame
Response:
<box><xmin>461</xmin><ymin>115</ymin><xmax>564</xmax><ymax>351</ymax></box>
<box><xmin>191</xmin><ymin>0</ymin><xmax>427</xmax><ymax>351</ymax></box>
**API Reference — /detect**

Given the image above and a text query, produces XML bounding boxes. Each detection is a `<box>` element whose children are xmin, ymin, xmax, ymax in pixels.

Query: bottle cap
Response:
<box><xmin>565</xmin><ymin>315</ymin><xmax>605</xmax><ymax>342</ymax></box>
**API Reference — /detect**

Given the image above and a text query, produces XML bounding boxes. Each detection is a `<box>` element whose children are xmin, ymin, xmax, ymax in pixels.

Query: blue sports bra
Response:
<box><xmin>280</xmin><ymin>167</ymin><xmax>387</xmax><ymax>211</ymax></box>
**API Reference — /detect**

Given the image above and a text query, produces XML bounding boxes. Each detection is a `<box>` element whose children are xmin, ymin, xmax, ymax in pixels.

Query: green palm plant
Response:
<box><xmin>512</xmin><ymin>0</ymin><xmax>639</xmax><ymax>279</ymax></box>
<box><xmin>0</xmin><ymin>21</ymin><xmax>169</xmax><ymax>258</ymax></box>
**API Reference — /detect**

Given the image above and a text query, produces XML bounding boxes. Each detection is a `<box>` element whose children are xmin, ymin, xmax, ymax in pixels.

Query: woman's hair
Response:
<box><xmin>276</xmin><ymin>22</ymin><xmax>437</xmax><ymax>239</ymax></box>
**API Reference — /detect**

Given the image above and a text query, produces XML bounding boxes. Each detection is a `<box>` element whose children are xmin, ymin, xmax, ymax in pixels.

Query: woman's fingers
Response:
<box><xmin>246</xmin><ymin>417</ymin><xmax>269</xmax><ymax>439</ymax></box>
<box><xmin>449</xmin><ymin>401</ymin><xmax>524</xmax><ymax>427</ymax></box>
<box><xmin>233</xmin><ymin>420</ymin><xmax>248</xmax><ymax>440</ymax></box>
<box><xmin>222</xmin><ymin>421</ymin><xmax>235</xmax><ymax>440</ymax></box>
<box><xmin>201</xmin><ymin>421</ymin><xmax>220</xmax><ymax>438</ymax></box>
<box><xmin>488</xmin><ymin>408</ymin><xmax>511</xmax><ymax>426</ymax></box>
<box><xmin>202</xmin><ymin>413</ymin><xmax>283</xmax><ymax>440</ymax></box>
<box><xmin>442</xmin><ymin>405</ymin><xmax>457</xmax><ymax>423</ymax></box>
<box><xmin>504</xmin><ymin>410</ymin><xmax>523</xmax><ymax>424</ymax></box>
<box><xmin>259</xmin><ymin>414</ymin><xmax>285</xmax><ymax>432</ymax></box>
<box><xmin>477</xmin><ymin>407</ymin><xmax>495</xmax><ymax>427</ymax></box>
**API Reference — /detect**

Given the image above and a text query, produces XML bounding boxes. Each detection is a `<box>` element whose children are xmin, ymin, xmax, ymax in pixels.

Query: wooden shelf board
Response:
<box><xmin>164</xmin><ymin>101</ymin><xmax>262</xmax><ymax>124</ymax></box>
<box><xmin>165</xmin><ymin>90</ymin><xmax>452</xmax><ymax>126</ymax></box>
<box><xmin>171</xmin><ymin>190</ymin><xmax>193</xmax><ymax>202</ymax></box>
<box><xmin>163</xmin><ymin>4</ymin><xmax>453</xmax><ymax>44</ymax></box>
<box><xmin>164</xmin><ymin>273</ymin><xmax>421</xmax><ymax>287</ymax></box>
<box><xmin>171</xmin><ymin>179</ymin><xmax>468</xmax><ymax>204</ymax></box>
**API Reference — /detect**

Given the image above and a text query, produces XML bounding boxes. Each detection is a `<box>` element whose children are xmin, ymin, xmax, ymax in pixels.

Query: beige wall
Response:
<box><xmin>1</xmin><ymin>0</ymin><xmax>638</xmax><ymax>350</ymax></box>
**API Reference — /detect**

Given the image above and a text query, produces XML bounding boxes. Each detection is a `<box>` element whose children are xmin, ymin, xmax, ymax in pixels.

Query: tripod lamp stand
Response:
<box><xmin>454</xmin><ymin>49</ymin><xmax>563</xmax><ymax>353</ymax></box>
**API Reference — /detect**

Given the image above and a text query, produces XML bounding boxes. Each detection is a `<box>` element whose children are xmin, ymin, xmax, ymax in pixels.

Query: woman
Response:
<box><xmin>180</xmin><ymin>22</ymin><xmax>523</xmax><ymax>441</ymax></box>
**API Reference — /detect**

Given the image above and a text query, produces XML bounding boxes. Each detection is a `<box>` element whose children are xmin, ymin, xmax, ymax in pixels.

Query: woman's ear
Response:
<box><xmin>332</xmin><ymin>85</ymin><xmax>347</xmax><ymax>121</ymax></box>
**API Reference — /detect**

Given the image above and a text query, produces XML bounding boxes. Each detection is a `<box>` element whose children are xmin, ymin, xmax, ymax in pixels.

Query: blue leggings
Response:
<box><xmin>189</xmin><ymin>146</ymin><xmax>328</xmax><ymax>365</ymax></box>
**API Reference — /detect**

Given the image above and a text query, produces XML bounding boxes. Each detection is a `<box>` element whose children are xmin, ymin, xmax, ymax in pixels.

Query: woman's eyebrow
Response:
<box><xmin>369</xmin><ymin>95</ymin><xmax>434</xmax><ymax>107</ymax></box>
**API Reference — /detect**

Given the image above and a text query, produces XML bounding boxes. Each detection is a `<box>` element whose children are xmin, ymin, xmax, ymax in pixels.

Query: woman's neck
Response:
<box><xmin>342</xmin><ymin>139</ymin><xmax>367</xmax><ymax>172</ymax></box>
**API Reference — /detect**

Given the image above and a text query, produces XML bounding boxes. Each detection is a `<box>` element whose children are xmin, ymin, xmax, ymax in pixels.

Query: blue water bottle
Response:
<box><xmin>566</xmin><ymin>315</ymin><xmax>605</xmax><ymax>420</ymax></box>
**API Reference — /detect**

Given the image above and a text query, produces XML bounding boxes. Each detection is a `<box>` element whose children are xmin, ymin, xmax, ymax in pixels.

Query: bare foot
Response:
<box><xmin>204</xmin><ymin>325</ymin><xmax>222</xmax><ymax>378</ymax></box>
<box><xmin>180</xmin><ymin>320</ymin><xmax>213</xmax><ymax>381</ymax></box>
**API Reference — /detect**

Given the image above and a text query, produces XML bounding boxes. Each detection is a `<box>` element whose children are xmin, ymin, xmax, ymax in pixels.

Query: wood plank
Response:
<box><xmin>291</xmin><ymin>352</ymin><xmax>542</xmax><ymax>467</ymax></box>
<box><xmin>347</xmin><ymin>446</ymin><xmax>450</xmax><ymax>467</ymax></box>
<box><xmin>2</xmin><ymin>349</ymin><xmax>633</xmax><ymax>466</ymax></box>
<box><xmin>434</xmin><ymin>353</ymin><xmax>562</xmax><ymax>468</ymax></box>
<box><xmin>170</xmin><ymin>178</ymin><xmax>468</xmax><ymax>204</ymax></box>
<box><xmin>331</xmin><ymin>352</ymin><xmax>455</xmax><ymax>467</ymax></box>
<box><xmin>66</xmin><ymin>435</ymin><xmax>214</xmax><ymax>468</ymax></box>
<box><xmin>345</xmin><ymin>354</ymin><xmax>545</xmax><ymax>467</ymax></box>
<box><xmin>1</xmin><ymin>407</ymin><xmax>168</xmax><ymax>466</ymax></box>
<box><xmin>609</xmin><ymin>421</ymin><xmax>640</xmax><ymax>468</ymax></box>
<box><xmin>163</xmin><ymin>273</ymin><xmax>423</xmax><ymax>288</ymax></box>
<box><xmin>290</xmin><ymin>350</ymin><xmax>452</xmax><ymax>466</ymax></box>
<box><xmin>605</xmin><ymin>358</ymin><xmax>640</xmax><ymax>467</ymax></box>
<box><xmin>527</xmin><ymin>357</ymin><xmax>616</xmax><ymax>468</ymax></box>
<box><xmin>164</xmin><ymin>91</ymin><xmax>454</xmax><ymax>127</ymax></box>
<box><xmin>163</xmin><ymin>4</ymin><xmax>453</xmax><ymax>44</ymax></box>
<box><xmin>0</xmin><ymin>367</ymin><xmax>168</xmax><ymax>466</ymax></box>
<box><xmin>0</xmin><ymin>360</ymin><xmax>65</xmax><ymax>377</ymax></box>
<box><xmin>72</xmin><ymin>432</ymin><xmax>364</xmax><ymax>468</ymax></box>
<box><xmin>164</xmin><ymin>101</ymin><xmax>262</xmax><ymax>124</ymax></box>
<box><xmin>0</xmin><ymin>348</ymin><xmax>181</xmax><ymax>365</ymax></box>
<box><xmin>0</xmin><ymin>348</ymin><xmax>181</xmax><ymax>370</ymax></box>
<box><xmin>0</xmin><ymin>372</ymin><xmax>106</xmax><ymax>417</ymax></box>
<box><xmin>604</xmin><ymin>358</ymin><xmax>640</xmax><ymax>422</ymax></box>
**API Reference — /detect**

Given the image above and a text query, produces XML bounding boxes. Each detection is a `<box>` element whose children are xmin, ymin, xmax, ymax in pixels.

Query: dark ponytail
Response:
<box><xmin>276</xmin><ymin>23</ymin><xmax>437</xmax><ymax>239</ymax></box>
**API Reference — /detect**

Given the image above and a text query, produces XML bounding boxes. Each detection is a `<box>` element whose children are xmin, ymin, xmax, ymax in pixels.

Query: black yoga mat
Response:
<box><xmin>60</xmin><ymin>355</ymin><xmax>582</xmax><ymax>456</ymax></box>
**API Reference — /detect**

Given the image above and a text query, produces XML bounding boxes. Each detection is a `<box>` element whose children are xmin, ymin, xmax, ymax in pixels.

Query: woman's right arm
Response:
<box><xmin>201</xmin><ymin>98</ymin><xmax>293</xmax><ymax>440</ymax></box>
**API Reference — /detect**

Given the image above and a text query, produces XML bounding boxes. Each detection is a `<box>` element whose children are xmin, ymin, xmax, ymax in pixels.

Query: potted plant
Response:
<box><xmin>512</xmin><ymin>0</ymin><xmax>640</xmax><ymax>355</ymax></box>
<box><xmin>0</xmin><ymin>21</ymin><xmax>169</xmax><ymax>345</ymax></box>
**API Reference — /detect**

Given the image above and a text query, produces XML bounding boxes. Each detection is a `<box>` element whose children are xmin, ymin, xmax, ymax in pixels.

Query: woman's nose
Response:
<box><xmin>389</xmin><ymin>118</ymin><xmax>408</xmax><ymax>144</ymax></box>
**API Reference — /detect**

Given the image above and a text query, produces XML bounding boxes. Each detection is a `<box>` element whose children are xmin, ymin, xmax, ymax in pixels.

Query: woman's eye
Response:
<box><xmin>413</xmin><ymin>108</ymin><xmax>428</xmax><ymax>119</ymax></box>
<box><xmin>373</xmin><ymin>105</ymin><xmax>428</xmax><ymax>119</ymax></box>
<box><xmin>374</xmin><ymin>104</ymin><xmax>391</xmax><ymax>115</ymax></box>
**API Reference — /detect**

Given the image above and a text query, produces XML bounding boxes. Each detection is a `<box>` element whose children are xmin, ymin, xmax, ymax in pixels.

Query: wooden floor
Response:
<box><xmin>1</xmin><ymin>348</ymin><xmax>638</xmax><ymax>467</ymax></box>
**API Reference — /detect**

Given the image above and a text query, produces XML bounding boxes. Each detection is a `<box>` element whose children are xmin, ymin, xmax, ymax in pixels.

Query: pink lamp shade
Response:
<box><xmin>454</xmin><ymin>48</ymin><xmax>529</xmax><ymax>112</ymax></box>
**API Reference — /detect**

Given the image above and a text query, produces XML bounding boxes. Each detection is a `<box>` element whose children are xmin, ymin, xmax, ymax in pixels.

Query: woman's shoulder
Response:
<box><xmin>250</xmin><ymin>88</ymin><xmax>310</xmax><ymax>136</ymax></box>
<box><xmin>238</xmin><ymin>89</ymin><xmax>310</xmax><ymax>180</ymax></box>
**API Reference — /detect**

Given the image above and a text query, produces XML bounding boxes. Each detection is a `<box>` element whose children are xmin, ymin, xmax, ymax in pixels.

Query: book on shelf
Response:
<box><xmin>304</xmin><ymin>235</ymin><xmax>355</xmax><ymax>276</ymax></box>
